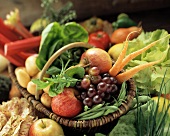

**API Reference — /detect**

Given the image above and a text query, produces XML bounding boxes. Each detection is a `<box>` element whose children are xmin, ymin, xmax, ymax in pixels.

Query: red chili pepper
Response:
<box><xmin>88</xmin><ymin>31</ymin><xmax>111</xmax><ymax>50</ymax></box>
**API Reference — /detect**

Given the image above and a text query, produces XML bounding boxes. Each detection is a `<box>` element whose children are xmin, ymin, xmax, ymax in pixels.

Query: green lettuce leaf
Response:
<box><xmin>124</xmin><ymin>29</ymin><xmax>170</xmax><ymax>94</ymax></box>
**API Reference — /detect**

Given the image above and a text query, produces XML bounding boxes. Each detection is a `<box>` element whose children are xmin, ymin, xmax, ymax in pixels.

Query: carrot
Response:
<box><xmin>109</xmin><ymin>31</ymin><xmax>170</xmax><ymax>84</ymax></box>
<box><xmin>109</xmin><ymin>41</ymin><xmax>128</xmax><ymax>77</ymax></box>
<box><xmin>109</xmin><ymin>31</ymin><xmax>140</xmax><ymax>77</ymax></box>
<box><xmin>116</xmin><ymin>58</ymin><xmax>163</xmax><ymax>84</ymax></box>
<box><xmin>119</xmin><ymin>34</ymin><xmax>170</xmax><ymax>70</ymax></box>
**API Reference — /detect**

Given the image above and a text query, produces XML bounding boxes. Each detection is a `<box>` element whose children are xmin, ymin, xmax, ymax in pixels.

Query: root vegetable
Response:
<box><xmin>15</xmin><ymin>67</ymin><xmax>27</xmax><ymax>75</ymax></box>
<box><xmin>40</xmin><ymin>93</ymin><xmax>52</xmax><ymax>108</ymax></box>
<box><xmin>32</xmin><ymin>71</ymin><xmax>49</xmax><ymax>80</ymax></box>
<box><xmin>111</xmin><ymin>26</ymin><xmax>141</xmax><ymax>44</ymax></box>
<box><xmin>43</xmin><ymin>84</ymin><xmax>50</xmax><ymax>94</ymax></box>
<box><xmin>25</xmin><ymin>54</ymin><xmax>39</xmax><ymax>77</ymax></box>
<box><xmin>109</xmin><ymin>41</ymin><xmax>129</xmax><ymax>77</ymax></box>
<box><xmin>116</xmin><ymin>59</ymin><xmax>162</xmax><ymax>84</ymax></box>
<box><xmin>27</xmin><ymin>81</ymin><xmax>43</xmax><ymax>95</ymax></box>
<box><xmin>109</xmin><ymin>32</ymin><xmax>170</xmax><ymax>84</ymax></box>
<box><xmin>15</xmin><ymin>68</ymin><xmax>30</xmax><ymax>88</ymax></box>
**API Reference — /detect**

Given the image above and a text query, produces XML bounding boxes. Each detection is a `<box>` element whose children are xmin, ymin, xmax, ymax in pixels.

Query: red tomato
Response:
<box><xmin>88</xmin><ymin>31</ymin><xmax>110</xmax><ymax>50</ymax></box>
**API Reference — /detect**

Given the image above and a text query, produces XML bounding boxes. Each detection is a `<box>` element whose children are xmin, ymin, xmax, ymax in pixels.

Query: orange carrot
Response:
<box><xmin>119</xmin><ymin>34</ymin><xmax>170</xmax><ymax>70</ymax></box>
<box><xmin>109</xmin><ymin>31</ymin><xmax>170</xmax><ymax>84</ymax></box>
<box><xmin>109</xmin><ymin>41</ymin><xmax>128</xmax><ymax>77</ymax></box>
<box><xmin>116</xmin><ymin>58</ymin><xmax>164</xmax><ymax>84</ymax></box>
<box><xmin>109</xmin><ymin>31</ymin><xmax>140</xmax><ymax>77</ymax></box>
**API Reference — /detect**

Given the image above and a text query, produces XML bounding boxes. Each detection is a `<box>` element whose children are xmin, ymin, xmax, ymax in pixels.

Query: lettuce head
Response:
<box><xmin>124</xmin><ymin>29</ymin><xmax>170</xmax><ymax>94</ymax></box>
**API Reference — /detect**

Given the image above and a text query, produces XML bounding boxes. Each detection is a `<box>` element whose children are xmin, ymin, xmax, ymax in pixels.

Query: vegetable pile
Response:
<box><xmin>0</xmin><ymin>8</ymin><xmax>170</xmax><ymax>136</ymax></box>
<box><xmin>0</xmin><ymin>9</ymin><xmax>40</xmax><ymax>66</ymax></box>
<box><xmin>124</xmin><ymin>30</ymin><xmax>170</xmax><ymax>95</ymax></box>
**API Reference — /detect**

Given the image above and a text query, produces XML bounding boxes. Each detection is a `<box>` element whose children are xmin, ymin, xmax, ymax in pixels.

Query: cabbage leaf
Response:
<box><xmin>124</xmin><ymin>29</ymin><xmax>170</xmax><ymax>94</ymax></box>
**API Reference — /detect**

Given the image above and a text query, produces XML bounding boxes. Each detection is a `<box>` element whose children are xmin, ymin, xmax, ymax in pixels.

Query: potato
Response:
<box><xmin>40</xmin><ymin>93</ymin><xmax>52</xmax><ymax>108</ymax></box>
<box><xmin>25</xmin><ymin>54</ymin><xmax>39</xmax><ymax>77</ymax></box>
<box><xmin>15</xmin><ymin>69</ymin><xmax>30</xmax><ymax>88</ymax></box>
<box><xmin>27</xmin><ymin>81</ymin><xmax>43</xmax><ymax>96</ymax></box>
<box><xmin>43</xmin><ymin>84</ymin><xmax>50</xmax><ymax>94</ymax></box>
<box><xmin>15</xmin><ymin>67</ymin><xmax>27</xmax><ymax>76</ymax></box>
<box><xmin>32</xmin><ymin>71</ymin><xmax>49</xmax><ymax>80</ymax></box>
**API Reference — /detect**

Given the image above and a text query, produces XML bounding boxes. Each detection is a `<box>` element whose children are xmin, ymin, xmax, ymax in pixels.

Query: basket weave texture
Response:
<box><xmin>8</xmin><ymin>42</ymin><xmax>136</xmax><ymax>132</ymax></box>
<box><xmin>8</xmin><ymin>63</ymin><xmax>136</xmax><ymax>132</ymax></box>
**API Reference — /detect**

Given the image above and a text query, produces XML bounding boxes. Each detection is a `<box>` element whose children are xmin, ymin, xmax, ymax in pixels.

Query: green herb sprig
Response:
<box><xmin>136</xmin><ymin>70</ymin><xmax>170</xmax><ymax>136</ymax></box>
<box><xmin>41</xmin><ymin>0</ymin><xmax>76</xmax><ymax>24</ymax></box>
<box><xmin>32</xmin><ymin>59</ymin><xmax>84</xmax><ymax>97</ymax></box>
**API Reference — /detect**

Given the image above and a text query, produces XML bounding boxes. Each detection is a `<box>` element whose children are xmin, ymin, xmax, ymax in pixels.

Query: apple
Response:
<box><xmin>29</xmin><ymin>118</ymin><xmax>64</xmax><ymax>136</ymax></box>
<box><xmin>51</xmin><ymin>87</ymin><xmax>83</xmax><ymax>118</ymax></box>
<box><xmin>79</xmin><ymin>48</ymin><xmax>112</xmax><ymax>74</ymax></box>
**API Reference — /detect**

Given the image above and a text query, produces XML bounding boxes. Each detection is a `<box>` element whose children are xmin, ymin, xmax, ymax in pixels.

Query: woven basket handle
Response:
<box><xmin>35</xmin><ymin>42</ymin><xmax>92</xmax><ymax>100</ymax></box>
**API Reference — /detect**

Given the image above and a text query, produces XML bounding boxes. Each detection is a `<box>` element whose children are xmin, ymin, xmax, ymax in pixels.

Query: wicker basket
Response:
<box><xmin>8</xmin><ymin>42</ymin><xmax>136</xmax><ymax>134</ymax></box>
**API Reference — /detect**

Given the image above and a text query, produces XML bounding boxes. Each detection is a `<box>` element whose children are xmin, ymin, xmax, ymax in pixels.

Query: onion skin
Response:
<box><xmin>111</xmin><ymin>26</ymin><xmax>142</xmax><ymax>44</ymax></box>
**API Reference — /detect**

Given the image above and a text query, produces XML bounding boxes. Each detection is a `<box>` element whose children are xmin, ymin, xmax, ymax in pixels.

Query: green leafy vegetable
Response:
<box><xmin>33</xmin><ymin>59</ymin><xmax>85</xmax><ymax>97</ymax></box>
<box><xmin>36</xmin><ymin>21</ymin><xmax>88</xmax><ymax>72</ymax></box>
<box><xmin>65</xmin><ymin>66</ymin><xmax>85</xmax><ymax>79</ymax></box>
<box><xmin>124</xmin><ymin>29</ymin><xmax>170</xmax><ymax>94</ymax></box>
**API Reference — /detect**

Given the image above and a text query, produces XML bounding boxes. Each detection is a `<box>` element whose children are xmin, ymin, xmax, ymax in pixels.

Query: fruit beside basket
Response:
<box><xmin>8</xmin><ymin>15</ymin><xmax>170</xmax><ymax>134</ymax></box>
<box><xmin>9</xmin><ymin>47</ymin><xmax>135</xmax><ymax>134</ymax></box>
<box><xmin>9</xmin><ymin>30</ymin><xmax>169</xmax><ymax>133</ymax></box>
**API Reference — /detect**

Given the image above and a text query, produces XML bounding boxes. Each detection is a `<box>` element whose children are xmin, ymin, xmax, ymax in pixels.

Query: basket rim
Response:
<box><xmin>8</xmin><ymin>63</ymin><xmax>136</xmax><ymax>129</ymax></box>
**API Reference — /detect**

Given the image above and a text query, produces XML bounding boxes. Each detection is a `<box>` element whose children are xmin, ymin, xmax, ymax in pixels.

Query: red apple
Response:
<box><xmin>79</xmin><ymin>48</ymin><xmax>112</xmax><ymax>74</ymax></box>
<box><xmin>29</xmin><ymin>118</ymin><xmax>64</xmax><ymax>136</ymax></box>
<box><xmin>51</xmin><ymin>87</ymin><xmax>82</xmax><ymax>118</ymax></box>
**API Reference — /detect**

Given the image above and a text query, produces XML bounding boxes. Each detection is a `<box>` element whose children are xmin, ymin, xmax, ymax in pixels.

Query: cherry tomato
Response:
<box><xmin>88</xmin><ymin>31</ymin><xmax>110</xmax><ymax>50</ymax></box>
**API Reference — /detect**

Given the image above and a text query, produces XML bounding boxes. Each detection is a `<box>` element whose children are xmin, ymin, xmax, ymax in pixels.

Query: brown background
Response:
<box><xmin>1</xmin><ymin>0</ymin><xmax>170</xmax><ymax>31</ymax></box>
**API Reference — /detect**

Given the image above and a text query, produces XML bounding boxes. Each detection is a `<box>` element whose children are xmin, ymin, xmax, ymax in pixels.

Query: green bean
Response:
<box><xmin>130</xmin><ymin>95</ymin><xmax>151</xmax><ymax>109</ymax></box>
<box><xmin>76</xmin><ymin>104</ymin><xmax>120</xmax><ymax>120</ymax></box>
<box><xmin>103</xmin><ymin>106</ymin><xmax>119</xmax><ymax>115</ymax></box>
<box><xmin>78</xmin><ymin>110</ymin><xmax>105</xmax><ymax>120</ymax></box>
<box><xmin>74</xmin><ymin>103</ymin><xmax>105</xmax><ymax>118</ymax></box>
<box><xmin>77</xmin><ymin>111</ymin><xmax>100</xmax><ymax>119</ymax></box>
